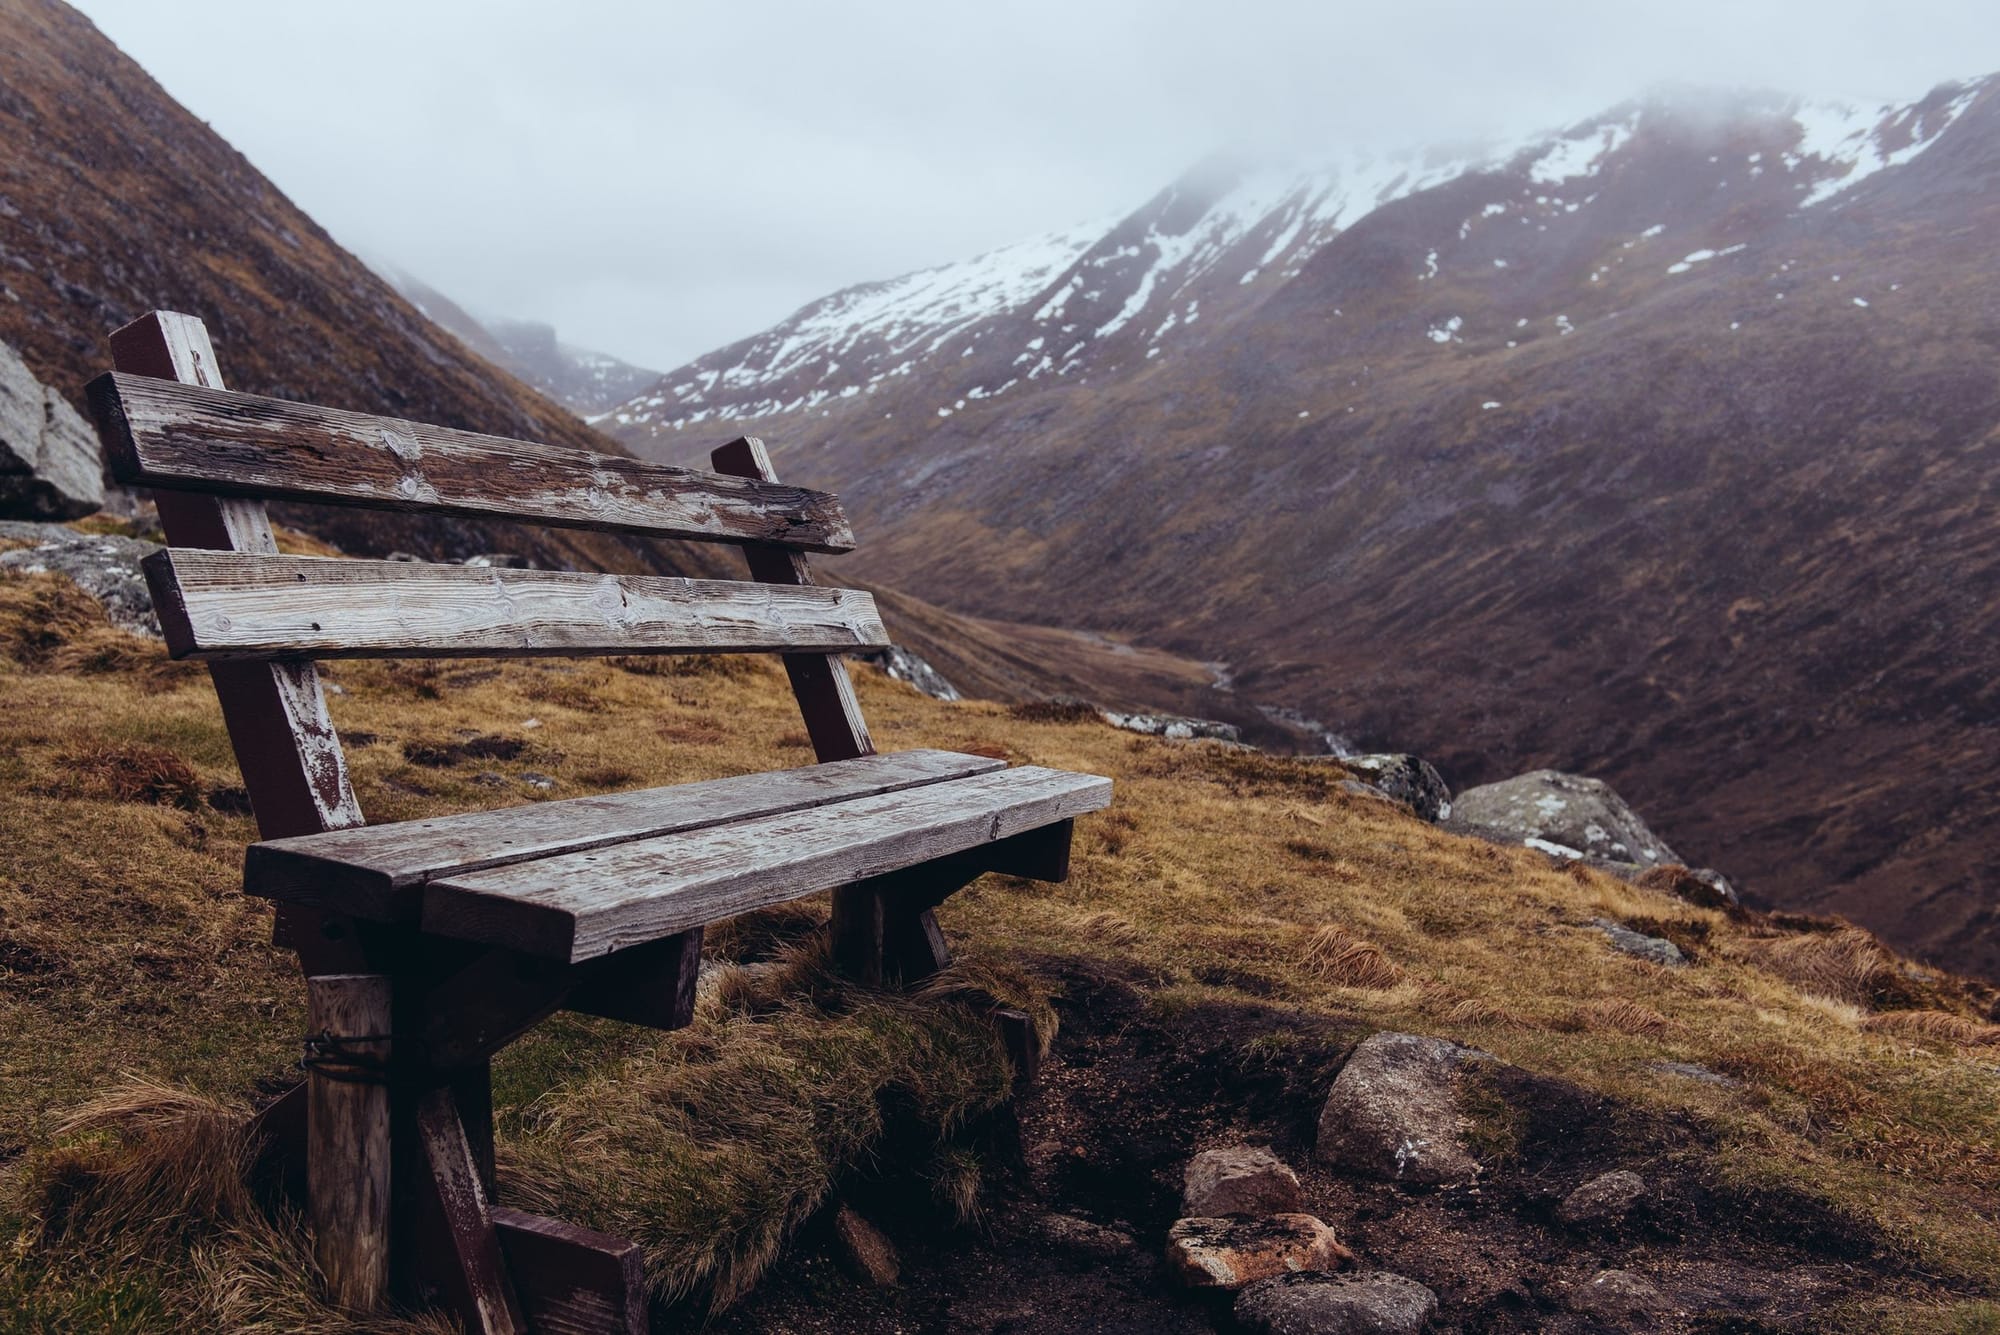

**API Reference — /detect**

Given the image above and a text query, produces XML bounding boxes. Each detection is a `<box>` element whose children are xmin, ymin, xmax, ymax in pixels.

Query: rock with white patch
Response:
<box><xmin>1314</xmin><ymin>1032</ymin><xmax>1500</xmax><ymax>1187</ymax></box>
<box><xmin>853</xmin><ymin>644</ymin><xmax>961</xmax><ymax>701</ymax></box>
<box><xmin>1451</xmin><ymin>769</ymin><xmax>1680</xmax><ymax>866</ymax></box>
<box><xmin>1101</xmin><ymin>709</ymin><xmax>1241</xmax><ymax>743</ymax></box>
<box><xmin>1340</xmin><ymin>754</ymin><xmax>1452</xmax><ymax>822</ymax></box>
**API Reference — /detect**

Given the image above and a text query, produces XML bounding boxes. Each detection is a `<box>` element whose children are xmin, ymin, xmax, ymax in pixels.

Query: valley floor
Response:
<box><xmin>1</xmin><ymin>552</ymin><xmax>1997</xmax><ymax>1332</ymax></box>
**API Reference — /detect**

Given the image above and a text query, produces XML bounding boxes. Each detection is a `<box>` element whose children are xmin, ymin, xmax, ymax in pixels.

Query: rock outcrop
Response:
<box><xmin>854</xmin><ymin>644</ymin><xmax>962</xmax><ymax>701</ymax></box>
<box><xmin>1315</xmin><ymin>1032</ymin><xmax>1499</xmax><ymax>1186</ymax></box>
<box><xmin>0</xmin><ymin>341</ymin><xmax>101</xmax><ymax>520</ymax></box>
<box><xmin>1452</xmin><ymin>769</ymin><xmax>1679</xmax><ymax>866</ymax></box>
<box><xmin>1101</xmin><ymin>709</ymin><xmax>1241</xmax><ymax>743</ymax></box>
<box><xmin>1339</xmin><ymin>754</ymin><xmax>1452</xmax><ymax>822</ymax></box>
<box><xmin>0</xmin><ymin>522</ymin><xmax>159</xmax><ymax>635</ymax></box>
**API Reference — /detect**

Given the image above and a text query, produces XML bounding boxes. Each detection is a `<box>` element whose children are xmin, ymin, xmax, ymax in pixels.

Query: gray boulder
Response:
<box><xmin>1558</xmin><ymin>1169</ymin><xmax>1647</xmax><ymax>1226</ymax></box>
<box><xmin>0</xmin><ymin>341</ymin><xmax>102</xmax><ymax>519</ymax></box>
<box><xmin>1316</xmin><ymin>1032</ymin><xmax>1499</xmax><ymax>1186</ymax></box>
<box><xmin>1235</xmin><ymin>1270</ymin><xmax>1439</xmax><ymax>1335</ymax></box>
<box><xmin>0</xmin><ymin>521</ymin><xmax>161</xmax><ymax>635</ymax></box>
<box><xmin>1591</xmin><ymin>918</ymin><xmax>1686</xmax><ymax>967</ymax></box>
<box><xmin>1452</xmin><ymin>768</ymin><xmax>1679</xmax><ymax>866</ymax></box>
<box><xmin>1569</xmin><ymin>1268</ymin><xmax>1669</xmax><ymax>1320</ymax></box>
<box><xmin>1341</xmin><ymin>754</ymin><xmax>1452</xmax><ymax>822</ymax></box>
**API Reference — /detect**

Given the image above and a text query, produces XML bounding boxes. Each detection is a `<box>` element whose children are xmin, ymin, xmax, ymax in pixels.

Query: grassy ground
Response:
<box><xmin>2</xmin><ymin>547</ymin><xmax>1998</xmax><ymax>1330</ymax></box>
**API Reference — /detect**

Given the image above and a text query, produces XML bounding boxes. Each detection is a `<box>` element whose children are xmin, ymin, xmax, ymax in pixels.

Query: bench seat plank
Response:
<box><xmin>88</xmin><ymin>372</ymin><xmax>856</xmax><ymax>551</ymax></box>
<box><xmin>247</xmin><ymin>749</ymin><xmax>1007</xmax><ymax>920</ymax></box>
<box><xmin>145</xmin><ymin>550</ymin><xmax>890</xmax><ymax>660</ymax></box>
<box><xmin>424</xmin><ymin>766</ymin><xmax>1113</xmax><ymax>962</ymax></box>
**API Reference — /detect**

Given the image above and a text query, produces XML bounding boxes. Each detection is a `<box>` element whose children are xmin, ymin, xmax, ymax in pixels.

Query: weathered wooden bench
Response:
<box><xmin>85</xmin><ymin>311</ymin><xmax>1110</xmax><ymax>1332</ymax></box>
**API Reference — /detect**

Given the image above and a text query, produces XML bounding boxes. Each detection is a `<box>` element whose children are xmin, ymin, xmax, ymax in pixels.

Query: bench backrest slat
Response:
<box><xmin>88</xmin><ymin>372</ymin><xmax>856</xmax><ymax>551</ymax></box>
<box><xmin>144</xmin><ymin>550</ymin><xmax>890</xmax><ymax>661</ymax></box>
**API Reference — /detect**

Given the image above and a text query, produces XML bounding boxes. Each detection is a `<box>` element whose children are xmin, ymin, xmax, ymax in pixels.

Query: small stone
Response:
<box><xmin>1184</xmin><ymin>1146</ymin><xmax>1305</xmax><ymax>1217</ymax></box>
<box><xmin>463</xmin><ymin>553</ymin><xmax>532</xmax><ymax>568</ymax></box>
<box><xmin>1235</xmin><ymin>1270</ymin><xmax>1440</xmax><ymax>1335</ymax></box>
<box><xmin>521</xmin><ymin>717</ymin><xmax>542</xmax><ymax>729</ymax></box>
<box><xmin>1558</xmin><ymin>1169</ymin><xmax>1646</xmax><ymax>1226</ymax></box>
<box><xmin>1167</xmin><ymin>1214</ymin><xmax>1354</xmax><ymax>1291</ymax></box>
<box><xmin>1591</xmin><ymin>918</ymin><xmax>1686</xmax><ymax>967</ymax></box>
<box><xmin>1649</xmin><ymin>1060</ymin><xmax>1743</xmax><ymax>1088</ymax></box>
<box><xmin>1315</xmin><ymin>1032</ymin><xmax>1498</xmax><ymax>1186</ymax></box>
<box><xmin>1636</xmin><ymin>863</ymin><xmax>1739</xmax><ymax>909</ymax></box>
<box><xmin>520</xmin><ymin>772</ymin><xmax>555</xmax><ymax>790</ymax></box>
<box><xmin>1035</xmin><ymin>1211</ymin><xmax>1137</xmax><ymax>1260</ymax></box>
<box><xmin>830</xmin><ymin>1204</ymin><xmax>898</xmax><ymax>1286</ymax></box>
<box><xmin>1570</xmin><ymin>1268</ymin><xmax>1667</xmax><ymax>1319</ymax></box>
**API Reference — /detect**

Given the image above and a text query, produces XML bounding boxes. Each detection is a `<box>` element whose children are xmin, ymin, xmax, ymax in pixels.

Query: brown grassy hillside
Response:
<box><xmin>0</xmin><ymin>0</ymin><xmax>731</xmax><ymax>578</ymax></box>
<box><xmin>2</xmin><ymin>546</ymin><xmax>1998</xmax><ymax>1331</ymax></box>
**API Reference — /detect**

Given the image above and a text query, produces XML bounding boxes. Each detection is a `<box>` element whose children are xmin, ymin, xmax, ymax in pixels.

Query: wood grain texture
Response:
<box><xmin>247</xmin><ymin>749</ymin><xmax>1006</xmax><ymax>919</ymax></box>
<box><xmin>106</xmin><ymin>313</ymin><xmax>366</xmax><ymax>977</ymax></box>
<box><xmin>143</xmin><ymin>549</ymin><xmax>889</xmax><ymax>661</ymax></box>
<box><xmin>306</xmin><ymin>974</ymin><xmax>391</xmax><ymax>1314</ymax></box>
<box><xmin>492</xmin><ymin>1208</ymin><xmax>646</xmax><ymax>1335</ymax></box>
<box><xmin>423</xmin><ymin>766</ymin><xmax>1113</xmax><ymax>962</ymax></box>
<box><xmin>88</xmin><ymin>371</ymin><xmax>856</xmax><ymax>550</ymax></box>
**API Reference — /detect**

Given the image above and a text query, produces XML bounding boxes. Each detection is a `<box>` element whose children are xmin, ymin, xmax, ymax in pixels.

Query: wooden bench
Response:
<box><xmin>85</xmin><ymin>311</ymin><xmax>1110</xmax><ymax>1333</ymax></box>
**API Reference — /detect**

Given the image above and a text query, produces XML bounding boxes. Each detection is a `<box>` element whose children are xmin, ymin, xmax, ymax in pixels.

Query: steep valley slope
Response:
<box><xmin>608</xmin><ymin>82</ymin><xmax>2000</xmax><ymax>980</ymax></box>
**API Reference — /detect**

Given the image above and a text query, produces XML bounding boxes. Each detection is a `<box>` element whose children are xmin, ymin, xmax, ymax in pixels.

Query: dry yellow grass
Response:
<box><xmin>2</xmin><ymin>550</ymin><xmax>1999</xmax><ymax>1328</ymax></box>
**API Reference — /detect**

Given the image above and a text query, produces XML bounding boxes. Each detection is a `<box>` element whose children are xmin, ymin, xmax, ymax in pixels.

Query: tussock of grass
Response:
<box><xmin>1301</xmin><ymin>924</ymin><xmax>1405</xmax><ymax>989</ymax></box>
<box><xmin>1734</xmin><ymin>925</ymin><xmax>1930</xmax><ymax>1009</ymax></box>
<box><xmin>504</xmin><ymin>938</ymin><xmax>1043</xmax><ymax>1310</ymax></box>
<box><xmin>7</xmin><ymin>1078</ymin><xmax>452</xmax><ymax>1334</ymax></box>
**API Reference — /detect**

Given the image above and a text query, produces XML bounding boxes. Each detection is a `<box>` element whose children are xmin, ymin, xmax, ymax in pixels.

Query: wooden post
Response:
<box><xmin>105</xmin><ymin>313</ymin><xmax>367</xmax><ymax>979</ymax></box>
<box><xmin>307</xmin><ymin>974</ymin><xmax>393</xmax><ymax>1313</ymax></box>
<box><xmin>712</xmin><ymin>436</ymin><xmax>888</xmax><ymax>981</ymax></box>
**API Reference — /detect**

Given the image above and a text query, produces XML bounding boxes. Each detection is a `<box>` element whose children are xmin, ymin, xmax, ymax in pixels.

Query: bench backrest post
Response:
<box><xmin>712</xmin><ymin>436</ymin><xmax>886</xmax><ymax>979</ymax></box>
<box><xmin>711</xmin><ymin>436</ymin><xmax>875</xmax><ymax>763</ymax></box>
<box><xmin>108</xmin><ymin>312</ymin><xmax>367</xmax><ymax>974</ymax></box>
<box><xmin>108</xmin><ymin>311</ymin><xmax>365</xmax><ymax>843</ymax></box>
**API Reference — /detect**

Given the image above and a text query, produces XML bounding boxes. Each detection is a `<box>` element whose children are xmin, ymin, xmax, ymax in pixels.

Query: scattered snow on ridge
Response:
<box><xmin>1790</xmin><ymin>85</ymin><xmax>1982</xmax><ymax>207</ymax></box>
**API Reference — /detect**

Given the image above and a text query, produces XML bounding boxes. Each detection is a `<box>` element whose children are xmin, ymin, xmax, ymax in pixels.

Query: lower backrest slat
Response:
<box><xmin>143</xmin><ymin>550</ymin><xmax>890</xmax><ymax>660</ymax></box>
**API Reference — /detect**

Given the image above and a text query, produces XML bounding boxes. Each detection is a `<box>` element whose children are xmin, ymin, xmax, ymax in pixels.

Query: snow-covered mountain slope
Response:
<box><xmin>606</xmin><ymin>80</ymin><xmax>1988</xmax><ymax>451</ymax></box>
<box><xmin>606</xmin><ymin>74</ymin><xmax>2000</xmax><ymax>985</ymax></box>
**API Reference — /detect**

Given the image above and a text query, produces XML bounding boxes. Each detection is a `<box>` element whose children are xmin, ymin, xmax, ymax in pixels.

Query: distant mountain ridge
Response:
<box><xmin>386</xmin><ymin>270</ymin><xmax>659</xmax><ymax>417</ymax></box>
<box><xmin>608</xmin><ymin>77</ymin><xmax>2000</xmax><ymax>980</ymax></box>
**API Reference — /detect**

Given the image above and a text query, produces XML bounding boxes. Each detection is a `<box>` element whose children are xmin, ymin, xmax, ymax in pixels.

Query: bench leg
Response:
<box><xmin>404</xmin><ymin>1084</ymin><xmax>526</xmax><ymax>1334</ymax></box>
<box><xmin>306</xmin><ymin>974</ymin><xmax>393</xmax><ymax>1314</ymax></box>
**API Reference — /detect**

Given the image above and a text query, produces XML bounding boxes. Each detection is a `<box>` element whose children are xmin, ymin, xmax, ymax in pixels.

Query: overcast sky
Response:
<box><xmin>69</xmin><ymin>1</ymin><xmax>2000</xmax><ymax>372</ymax></box>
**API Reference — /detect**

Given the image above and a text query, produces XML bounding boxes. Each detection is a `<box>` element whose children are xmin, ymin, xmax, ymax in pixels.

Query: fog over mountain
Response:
<box><xmin>64</xmin><ymin>0</ymin><xmax>2000</xmax><ymax>369</ymax></box>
